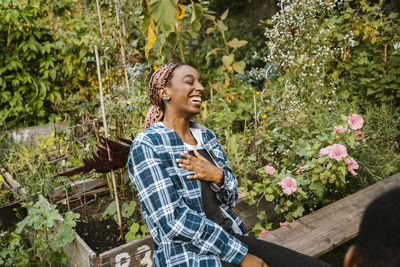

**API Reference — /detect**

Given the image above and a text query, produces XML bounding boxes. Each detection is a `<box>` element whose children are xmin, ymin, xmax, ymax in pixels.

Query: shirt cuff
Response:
<box><xmin>220</xmin><ymin>235</ymin><xmax>248</xmax><ymax>264</ymax></box>
<box><xmin>211</xmin><ymin>169</ymin><xmax>228</xmax><ymax>192</ymax></box>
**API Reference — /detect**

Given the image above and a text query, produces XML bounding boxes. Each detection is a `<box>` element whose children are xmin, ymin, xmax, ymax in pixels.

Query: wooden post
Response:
<box><xmin>95</xmin><ymin>45</ymin><xmax>124</xmax><ymax>240</ymax></box>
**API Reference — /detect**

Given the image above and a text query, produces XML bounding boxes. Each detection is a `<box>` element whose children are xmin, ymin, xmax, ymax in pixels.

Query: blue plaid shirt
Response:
<box><xmin>128</xmin><ymin>121</ymin><xmax>248</xmax><ymax>267</ymax></box>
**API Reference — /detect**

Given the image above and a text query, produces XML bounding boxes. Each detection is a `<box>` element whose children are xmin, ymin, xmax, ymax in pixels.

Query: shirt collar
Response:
<box><xmin>153</xmin><ymin>120</ymin><xmax>207</xmax><ymax>132</ymax></box>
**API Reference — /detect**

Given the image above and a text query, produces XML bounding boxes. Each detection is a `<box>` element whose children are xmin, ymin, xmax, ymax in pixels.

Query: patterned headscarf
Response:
<box><xmin>144</xmin><ymin>63</ymin><xmax>180</xmax><ymax>129</ymax></box>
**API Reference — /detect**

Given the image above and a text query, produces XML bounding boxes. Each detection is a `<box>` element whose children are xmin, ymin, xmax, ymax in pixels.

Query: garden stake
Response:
<box><xmin>114</xmin><ymin>0</ymin><xmax>130</xmax><ymax>91</ymax></box>
<box><xmin>95</xmin><ymin>45</ymin><xmax>124</xmax><ymax>240</ymax></box>
<box><xmin>95</xmin><ymin>0</ymin><xmax>110</xmax><ymax>88</ymax></box>
<box><xmin>94</xmin><ymin>120</ymin><xmax>113</xmax><ymax>195</ymax></box>
<box><xmin>116</xmin><ymin>119</ymin><xmax>125</xmax><ymax>197</ymax></box>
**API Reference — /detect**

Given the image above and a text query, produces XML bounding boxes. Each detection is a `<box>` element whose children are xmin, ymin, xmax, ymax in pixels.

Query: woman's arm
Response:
<box><xmin>128</xmin><ymin>139</ymin><xmax>248</xmax><ymax>265</ymax></box>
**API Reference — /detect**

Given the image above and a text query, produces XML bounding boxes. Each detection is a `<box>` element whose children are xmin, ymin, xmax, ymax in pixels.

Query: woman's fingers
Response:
<box><xmin>186</xmin><ymin>174</ymin><xmax>198</xmax><ymax>179</ymax></box>
<box><xmin>180</xmin><ymin>152</ymin><xmax>196</xmax><ymax>161</ymax></box>
<box><xmin>193</xmin><ymin>149</ymin><xmax>206</xmax><ymax>160</ymax></box>
<box><xmin>178</xmin><ymin>163</ymin><xmax>194</xmax><ymax>171</ymax></box>
<box><xmin>176</xmin><ymin>158</ymin><xmax>191</xmax><ymax>165</ymax></box>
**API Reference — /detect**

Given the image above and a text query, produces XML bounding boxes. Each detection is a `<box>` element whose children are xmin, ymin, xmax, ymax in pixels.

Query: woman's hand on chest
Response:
<box><xmin>176</xmin><ymin>149</ymin><xmax>224</xmax><ymax>187</ymax></box>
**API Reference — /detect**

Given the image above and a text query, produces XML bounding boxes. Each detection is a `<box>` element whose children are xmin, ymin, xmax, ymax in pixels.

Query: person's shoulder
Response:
<box><xmin>204</xmin><ymin>127</ymin><xmax>217</xmax><ymax>140</ymax></box>
<box><xmin>132</xmin><ymin>127</ymin><xmax>162</xmax><ymax>147</ymax></box>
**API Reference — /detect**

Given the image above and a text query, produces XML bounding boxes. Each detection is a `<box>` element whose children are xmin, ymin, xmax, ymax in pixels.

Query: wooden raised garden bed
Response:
<box><xmin>4</xmin><ymin>124</ymin><xmax>399</xmax><ymax>266</ymax></box>
<box><xmin>2</xmin><ymin>165</ymin><xmax>272</xmax><ymax>266</ymax></box>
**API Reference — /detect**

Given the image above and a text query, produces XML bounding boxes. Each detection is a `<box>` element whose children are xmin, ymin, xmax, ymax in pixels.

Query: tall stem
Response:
<box><xmin>95</xmin><ymin>45</ymin><xmax>124</xmax><ymax>240</ymax></box>
<box><xmin>176</xmin><ymin>24</ymin><xmax>186</xmax><ymax>62</ymax></box>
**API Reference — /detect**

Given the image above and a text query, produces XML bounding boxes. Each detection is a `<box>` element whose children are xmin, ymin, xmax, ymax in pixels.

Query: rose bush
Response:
<box><xmin>245</xmin><ymin>114</ymin><xmax>366</xmax><ymax>236</ymax></box>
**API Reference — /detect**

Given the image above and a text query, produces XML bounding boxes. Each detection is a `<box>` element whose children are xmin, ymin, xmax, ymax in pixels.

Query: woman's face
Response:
<box><xmin>163</xmin><ymin>65</ymin><xmax>204</xmax><ymax>118</ymax></box>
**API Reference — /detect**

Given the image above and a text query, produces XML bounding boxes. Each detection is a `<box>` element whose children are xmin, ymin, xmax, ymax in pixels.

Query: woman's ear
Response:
<box><xmin>344</xmin><ymin>245</ymin><xmax>357</xmax><ymax>267</ymax></box>
<box><xmin>158</xmin><ymin>87</ymin><xmax>170</xmax><ymax>100</ymax></box>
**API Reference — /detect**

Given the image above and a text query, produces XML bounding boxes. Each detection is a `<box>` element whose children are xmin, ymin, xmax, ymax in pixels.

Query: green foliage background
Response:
<box><xmin>0</xmin><ymin>0</ymin><xmax>399</xmax><ymax>248</ymax></box>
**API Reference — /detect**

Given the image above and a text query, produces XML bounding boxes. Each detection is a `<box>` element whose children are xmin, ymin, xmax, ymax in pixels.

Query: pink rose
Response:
<box><xmin>334</xmin><ymin>126</ymin><xmax>345</xmax><ymax>133</ymax></box>
<box><xmin>299</xmin><ymin>165</ymin><xmax>308</xmax><ymax>172</ymax></box>
<box><xmin>280</xmin><ymin>221</ymin><xmax>290</xmax><ymax>227</ymax></box>
<box><xmin>328</xmin><ymin>144</ymin><xmax>348</xmax><ymax>161</ymax></box>
<box><xmin>354</xmin><ymin>131</ymin><xmax>364</xmax><ymax>140</ymax></box>
<box><xmin>345</xmin><ymin>157</ymin><xmax>359</xmax><ymax>176</ymax></box>
<box><xmin>238</xmin><ymin>193</ymin><xmax>246</xmax><ymax>199</ymax></box>
<box><xmin>259</xmin><ymin>229</ymin><xmax>270</xmax><ymax>236</ymax></box>
<box><xmin>277</xmin><ymin>177</ymin><xmax>297</xmax><ymax>195</ymax></box>
<box><xmin>319</xmin><ymin>147</ymin><xmax>330</xmax><ymax>156</ymax></box>
<box><xmin>348</xmin><ymin>114</ymin><xmax>364</xmax><ymax>130</ymax></box>
<box><xmin>265</xmin><ymin>165</ymin><xmax>276</xmax><ymax>175</ymax></box>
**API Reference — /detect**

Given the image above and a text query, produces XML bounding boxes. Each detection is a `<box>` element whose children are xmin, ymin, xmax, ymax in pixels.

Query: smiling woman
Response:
<box><xmin>128</xmin><ymin>63</ymin><xmax>332</xmax><ymax>267</ymax></box>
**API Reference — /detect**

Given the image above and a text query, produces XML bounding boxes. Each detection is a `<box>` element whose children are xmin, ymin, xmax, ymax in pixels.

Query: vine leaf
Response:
<box><xmin>145</xmin><ymin>23</ymin><xmax>157</xmax><ymax>59</ymax></box>
<box><xmin>150</xmin><ymin>0</ymin><xmax>178</xmax><ymax>33</ymax></box>
<box><xmin>190</xmin><ymin>1</ymin><xmax>203</xmax><ymax>32</ymax></box>
<box><xmin>232</xmin><ymin>61</ymin><xmax>246</xmax><ymax>74</ymax></box>
<box><xmin>222</xmin><ymin>53</ymin><xmax>234</xmax><ymax>67</ymax></box>
<box><xmin>220</xmin><ymin>9</ymin><xmax>229</xmax><ymax>20</ymax></box>
<box><xmin>227</xmin><ymin>38</ymin><xmax>248</xmax><ymax>50</ymax></box>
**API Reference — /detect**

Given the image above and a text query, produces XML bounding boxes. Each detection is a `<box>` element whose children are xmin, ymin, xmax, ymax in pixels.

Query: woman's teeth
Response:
<box><xmin>190</xmin><ymin>97</ymin><xmax>202</xmax><ymax>103</ymax></box>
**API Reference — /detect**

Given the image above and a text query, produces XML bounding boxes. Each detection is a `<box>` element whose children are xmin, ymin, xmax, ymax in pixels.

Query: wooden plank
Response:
<box><xmin>49</xmin><ymin>198</ymin><xmax>98</xmax><ymax>267</ymax></box>
<box><xmin>260</xmin><ymin>172</ymin><xmax>400</xmax><ymax>257</ymax></box>
<box><xmin>0</xmin><ymin>167</ymin><xmax>26</xmax><ymax>196</ymax></box>
<box><xmin>64</xmin><ymin>233</ymin><xmax>97</xmax><ymax>267</ymax></box>
<box><xmin>51</xmin><ymin>177</ymin><xmax>107</xmax><ymax>202</ymax></box>
<box><xmin>98</xmin><ymin>235</ymin><xmax>153</xmax><ymax>267</ymax></box>
<box><xmin>3</xmin><ymin>123</ymin><xmax>64</xmax><ymax>144</ymax></box>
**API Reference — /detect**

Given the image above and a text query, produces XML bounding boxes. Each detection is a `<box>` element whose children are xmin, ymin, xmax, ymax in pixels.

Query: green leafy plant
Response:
<box><xmin>0</xmin><ymin>195</ymin><xmax>80</xmax><ymax>266</ymax></box>
<box><xmin>330</xmin><ymin>1</ymin><xmax>400</xmax><ymax>103</ymax></box>
<box><xmin>205</xmin><ymin>9</ymin><xmax>248</xmax><ymax>79</ymax></box>
<box><xmin>125</xmin><ymin>222</ymin><xmax>149</xmax><ymax>242</ymax></box>
<box><xmin>139</xmin><ymin>0</ymin><xmax>204</xmax><ymax>63</ymax></box>
<box><xmin>101</xmin><ymin>199</ymin><xmax>148</xmax><ymax>242</ymax></box>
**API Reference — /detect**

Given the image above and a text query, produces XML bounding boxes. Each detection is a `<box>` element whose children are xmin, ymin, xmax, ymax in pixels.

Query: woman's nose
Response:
<box><xmin>196</xmin><ymin>81</ymin><xmax>205</xmax><ymax>92</ymax></box>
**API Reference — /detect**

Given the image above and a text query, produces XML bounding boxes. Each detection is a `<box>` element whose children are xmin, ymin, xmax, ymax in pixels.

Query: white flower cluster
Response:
<box><xmin>247</xmin><ymin>67</ymin><xmax>268</xmax><ymax>81</ymax></box>
<box><xmin>264</xmin><ymin>0</ymin><xmax>346</xmax><ymax>73</ymax></box>
<box><xmin>260</xmin><ymin>0</ymin><xmax>350</xmax><ymax>116</ymax></box>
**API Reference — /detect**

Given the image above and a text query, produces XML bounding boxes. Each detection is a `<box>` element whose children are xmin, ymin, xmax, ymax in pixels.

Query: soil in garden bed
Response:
<box><xmin>76</xmin><ymin>216</ymin><xmax>129</xmax><ymax>253</ymax></box>
<box><xmin>64</xmin><ymin>190</ymin><xmax>142</xmax><ymax>254</ymax></box>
